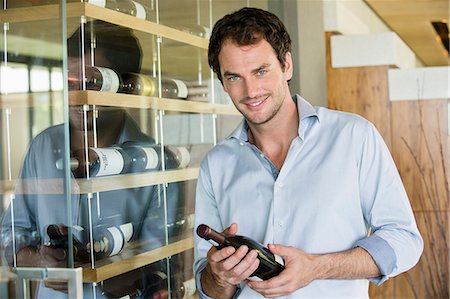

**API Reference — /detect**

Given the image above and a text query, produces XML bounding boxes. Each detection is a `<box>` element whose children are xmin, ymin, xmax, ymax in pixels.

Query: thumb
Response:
<box><xmin>268</xmin><ymin>243</ymin><xmax>290</xmax><ymax>257</ymax></box>
<box><xmin>223</xmin><ymin>222</ymin><xmax>238</xmax><ymax>236</ymax></box>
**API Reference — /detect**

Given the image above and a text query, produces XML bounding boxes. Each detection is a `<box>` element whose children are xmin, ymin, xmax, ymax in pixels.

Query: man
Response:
<box><xmin>1</xmin><ymin>21</ymin><xmax>182</xmax><ymax>298</ymax></box>
<box><xmin>194</xmin><ymin>7</ymin><xmax>423</xmax><ymax>299</ymax></box>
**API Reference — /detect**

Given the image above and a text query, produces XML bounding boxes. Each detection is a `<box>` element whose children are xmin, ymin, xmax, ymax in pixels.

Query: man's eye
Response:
<box><xmin>227</xmin><ymin>75</ymin><xmax>239</xmax><ymax>82</ymax></box>
<box><xmin>257</xmin><ymin>69</ymin><xmax>267</xmax><ymax>76</ymax></box>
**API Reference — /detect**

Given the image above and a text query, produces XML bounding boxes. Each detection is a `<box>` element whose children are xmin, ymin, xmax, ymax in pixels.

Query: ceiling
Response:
<box><xmin>365</xmin><ymin>0</ymin><xmax>449</xmax><ymax>66</ymax></box>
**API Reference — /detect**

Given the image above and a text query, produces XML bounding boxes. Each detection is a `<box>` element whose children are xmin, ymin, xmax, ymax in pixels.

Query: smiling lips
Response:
<box><xmin>242</xmin><ymin>95</ymin><xmax>269</xmax><ymax>109</ymax></box>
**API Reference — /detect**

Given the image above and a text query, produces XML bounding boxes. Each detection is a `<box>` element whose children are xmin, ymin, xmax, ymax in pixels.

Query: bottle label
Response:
<box><xmin>275</xmin><ymin>254</ymin><xmax>285</xmax><ymax>266</ymax></box>
<box><xmin>171</xmin><ymin>79</ymin><xmax>188</xmax><ymax>98</ymax></box>
<box><xmin>248</xmin><ymin>276</ymin><xmax>263</xmax><ymax>282</ymax></box>
<box><xmin>131</xmin><ymin>1</ymin><xmax>146</xmax><ymax>19</ymax></box>
<box><xmin>86</xmin><ymin>0</ymin><xmax>106</xmax><ymax>8</ymax></box>
<box><xmin>167</xmin><ymin>146</ymin><xmax>190</xmax><ymax>168</ymax></box>
<box><xmin>90</xmin><ymin>148</ymin><xmax>124</xmax><ymax>176</ymax></box>
<box><xmin>181</xmin><ymin>278</ymin><xmax>196</xmax><ymax>298</ymax></box>
<box><xmin>119</xmin><ymin>222</ymin><xmax>134</xmax><ymax>243</ymax></box>
<box><xmin>142</xmin><ymin>147</ymin><xmax>159</xmax><ymax>169</ymax></box>
<box><xmin>95</xmin><ymin>66</ymin><xmax>120</xmax><ymax>92</ymax></box>
<box><xmin>137</xmin><ymin>74</ymin><xmax>156</xmax><ymax>96</ymax></box>
<box><xmin>107</xmin><ymin>226</ymin><xmax>125</xmax><ymax>256</ymax></box>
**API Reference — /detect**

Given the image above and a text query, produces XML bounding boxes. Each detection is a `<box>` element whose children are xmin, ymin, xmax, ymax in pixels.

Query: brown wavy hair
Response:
<box><xmin>208</xmin><ymin>7</ymin><xmax>292</xmax><ymax>83</ymax></box>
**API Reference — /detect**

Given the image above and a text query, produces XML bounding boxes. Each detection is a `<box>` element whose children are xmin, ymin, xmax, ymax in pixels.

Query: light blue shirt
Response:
<box><xmin>194</xmin><ymin>96</ymin><xmax>423</xmax><ymax>298</ymax></box>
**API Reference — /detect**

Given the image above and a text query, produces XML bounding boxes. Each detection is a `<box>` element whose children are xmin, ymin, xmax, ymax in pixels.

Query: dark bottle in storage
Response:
<box><xmin>102</xmin><ymin>266</ymin><xmax>196</xmax><ymax>299</ymax></box>
<box><xmin>196</xmin><ymin>224</ymin><xmax>285</xmax><ymax>281</ymax></box>
<box><xmin>68</xmin><ymin>65</ymin><xmax>122</xmax><ymax>92</ymax></box>
<box><xmin>88</xmin><ymin>222</ymin><xmax>134</xmax><ymax>258</ymax></box>
<box><xmin>55</xmin><ymin>144</ymin><xmax>190</xmax><ymax>178</ymax></box>
<box><xmin>46</xmin><ymin>224</ymin><xmax>90</xmax><ymax>263</ymax></box>
<box><xmin>121</xmin><ymin>73</ymin><xmax>188</xmax><ymax>99</ymax></box>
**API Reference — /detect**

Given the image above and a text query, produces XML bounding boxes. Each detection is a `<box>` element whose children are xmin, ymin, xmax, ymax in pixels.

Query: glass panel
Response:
<box><xmin>1</xmin><ymin>0</ymin><xmax>271</xmax><ymax>298</ymax></box>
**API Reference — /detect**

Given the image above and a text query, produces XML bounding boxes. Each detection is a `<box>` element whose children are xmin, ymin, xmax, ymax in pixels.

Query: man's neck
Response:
<box><xmin>247</xmin><ymin>99</ymin><xmax>299</xmax><ymax>171</ymax></box>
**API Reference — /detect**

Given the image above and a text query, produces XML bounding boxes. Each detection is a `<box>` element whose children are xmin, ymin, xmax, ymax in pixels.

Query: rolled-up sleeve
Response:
<box><xmin>357</xmin><ymin>122</ymin><xmax>424</xmax><ymax>284</ymax></box>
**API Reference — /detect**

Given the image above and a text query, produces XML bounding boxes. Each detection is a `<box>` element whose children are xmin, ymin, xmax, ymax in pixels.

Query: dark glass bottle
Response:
<box><xmin>89</xmin><ymin>222</ymin><xmax>134</xmax><ymax>258</ymax></box>
<box><xmin>56</xmin><ymin>147</ymin><xmax>131</xmax><ymax>178</ymax></box>
<box><xmin>121</xmin><ymin>142</ymin><xmax>191</xmax><ymax>171</ymax></box>
<box><xmin>121</xmin><ymin>73</ymin><xmax>188</xmax><ymax>99</ymax></box>
<box><xmin>196</xmin><ymin>224</ymin><xmax>285</xmax><ymax>281</ymax></box>
<box><xmin>46</xmin><ymin>224</ymin><xmax>90</xmax><ymax>263</ymax></box>
<box><xmin>68</xmin><ymin>65</ymin><xmax>122</xmax><ymax>93</ymax></box>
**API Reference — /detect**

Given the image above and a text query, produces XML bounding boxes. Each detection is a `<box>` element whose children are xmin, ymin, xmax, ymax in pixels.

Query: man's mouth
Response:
<box><xmin>242</xmin><ymin>95</ymin><xmax>269</xmax><ymax>108</ymax></box>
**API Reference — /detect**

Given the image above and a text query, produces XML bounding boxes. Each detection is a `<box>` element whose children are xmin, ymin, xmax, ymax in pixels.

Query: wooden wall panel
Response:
<box><xmin>325</xmin><ymin>33</ymin><xmax>392</xmax><ymax>149</ymax></box>
<box><xmin>325</xmin><ymin>32</ymin><xmax>449</xmax><ymax>299</ymax></box>
<box><xmin>390</xmin><ymin>100</ymin><xmax>449</xmax><ymax>212</ymax></box>
<box><xmin>380</xmin><ymin>100</ymin><xmax>449</xmax><ymax>299</ymax></box>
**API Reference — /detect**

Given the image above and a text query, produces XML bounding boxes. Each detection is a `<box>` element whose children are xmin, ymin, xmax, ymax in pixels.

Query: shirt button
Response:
<box><xmin>260</xmin><ymin>153</ymin><xmax>264</xmax><ymax>158</ymax></box>
<box><xmin>278</xmin><ymin>220</ymin><xmax>284</xmax><ymax>227</ymax></box>
<box><xmin>239</xmin><ymin>142</ymin><xmax>244</xmax><ymax>146</ymax></box>
<box><xmin>278</xmin><ymin>182</ymin><xmax>284</xmax><ymax>188</ymax></box>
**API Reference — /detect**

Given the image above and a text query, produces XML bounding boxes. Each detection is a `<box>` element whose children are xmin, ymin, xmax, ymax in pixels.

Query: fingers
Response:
<box><xmin>44</xmin><ymin>279</ymin><xmax>68</xmax><ymax>293</ymax></box>
<box><xmin>40</xmin><ymin>246</ymin><xmax>67</xmax><ymax>262</ymax></box>
<box><xmin>208</xmin><ymin>245</ymin><xmax>260</xmax><ymax>285</ymax></box>
<box><xmin>223</xmin><ymin>223</ymin><xmax>238</xmax><ymax>236</ymax></box>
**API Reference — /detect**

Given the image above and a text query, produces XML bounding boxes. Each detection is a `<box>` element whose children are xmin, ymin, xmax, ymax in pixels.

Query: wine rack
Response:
<box><xmin>0</xmin><ymin>1</ymin><xmax>249</xmax><ymax>297</ymax></box>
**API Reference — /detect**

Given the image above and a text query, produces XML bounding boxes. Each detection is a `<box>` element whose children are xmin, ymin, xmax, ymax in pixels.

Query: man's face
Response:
<box><xmin>218</xmin><ymin>39</ymin><xmax>293</xmax><ymax>126</ymax></box>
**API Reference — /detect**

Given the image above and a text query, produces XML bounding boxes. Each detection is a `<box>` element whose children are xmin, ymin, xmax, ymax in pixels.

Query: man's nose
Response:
<box><xmin>244</xmin><ymin>78</ymin><xmax>259</xmax><ymax>99</ymax></box>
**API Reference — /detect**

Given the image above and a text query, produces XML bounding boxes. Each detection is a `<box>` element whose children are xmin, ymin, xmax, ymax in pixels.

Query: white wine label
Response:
<box><xmin>168</xmin><ymin>146</ymin><xmax>190</xmax><ymax>168</ymax></box>
<box><xmin>275</xmin><ymin>254</ymin><xmax>285</xmax><ymax>265</ymax></box>
<box><xmin>131</xmin><ymin>1</ymin><xmax>146</xmax><ymax>20</ymax></box>
<box><xmin>142</xmin><ymin>147</ymin><xmax>159</xmax><ymax>169</ymax></box>
<box><xmin>171</xmin><ymin>79</ymin><xmax>188</xmax><ymax>98</ymax></box>
<box><xmin>87</xmin><ymin>0</ymin><xmax>106</xmax><ymax>8</ymax></box>
<box><xmin>91</xmin><ymin>148</ymin><xmax>124</xmax><ymax>176</ymax></box>
<box><xmin>138</xmin><ymin>74</ymin><xmax>156</xmax><ymax>96</ymax></box>
<box><xmin>107</xmin><ymin>226</ymin><xmax>125</xmax><ymax>256</ymax></box>
<box><xmin>207</xmin><ymin>239</ymin><xmax>220</xmax><ymax>247</ymax></box>
<box><xmin>181</xmin><ymin>278</ymin><xmax>196</xmax><ymax>298</ymax></box>
<box><xmin>119</xmin><ymin>222</ymin><xmax>134</xmax><ymax>243</ymax></box>
<box><xmin>248</xmin><ymin>276</ymin><xmax>263</xmax><ymax>282</ymax></box>
<box><xmin>95</xmin><ymin>66</ymin><xmax>120</xmax><ymax>92</ymax></box>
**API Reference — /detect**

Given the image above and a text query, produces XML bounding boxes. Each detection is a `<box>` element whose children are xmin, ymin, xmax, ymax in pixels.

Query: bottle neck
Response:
<box><xmin>197</xmin><ymin>225</ymin><xmax>226</xmax><ymax>245</ymax></box>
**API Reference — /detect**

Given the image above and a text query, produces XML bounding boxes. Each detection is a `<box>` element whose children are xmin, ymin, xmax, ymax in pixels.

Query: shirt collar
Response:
<box><xmin>229</xmin><ymin>94</ymin><xmax>320</xmax><ymax>142</ymax></box>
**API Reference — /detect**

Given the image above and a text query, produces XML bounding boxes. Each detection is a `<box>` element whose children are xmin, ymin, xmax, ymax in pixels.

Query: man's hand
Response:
<box><xmin>201</xmin><ymin>223</ymin><xmax>260</xmax><ymax>299</ymax></box>
<box><xmin>247</xmin><ymin>244</ymin><xmax>381</xmax><ymax>298</ymax></box>
<box><xmin>247</xmin><ymin>244</ymin><xmax>319</xmax><ymax>297</ymax></box>
<box><xmin>16</xmin><ymin>245</ymin><xmax>69</xmax><ymax>292</ymax></box>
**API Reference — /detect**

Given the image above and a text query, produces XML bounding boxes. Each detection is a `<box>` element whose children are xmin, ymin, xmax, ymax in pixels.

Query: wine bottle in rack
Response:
<box><xmin>186</xmin><ymin>81</ymin><xmax>209</xmax><ymax>102</ymax></box>
<box><xmin>46</xmin><ymin>224</ymin><xmax>90</xmax><ymax>262</ymax></box>
<box><xmin>68</xmin><ymin>65</ymin><xmax>122</xmax><ymax>93</ymax></box>
<box><xmin>88</xmin><ymin>222</ymin><xmax>134</xmax><ymax>258</ymax></box>
<box><xmin>196</xmin><ymin>224</ymin><xmax>285</xmax><ymax>281</ymax></box>
<box><xmin>56</xmin><ymin>144</ymin><xmax>190</xmax><ymax>177</ymax></box>
<box><xmin>56</xmin><ymin>147</ymin><xmax>131</xmax><ymax>178</ymax></box>
<box><xmin>174</xmin><ymin>24</ymin><xmax>211</xmax><ymax>38</ymax></box>
<box><xmin>121</xmin><ymin>73</ymin><xmax>188</xmax><ymax>99</ymax></box>
<box><xmin>121</xmin><ymin>142</ymin><xmax>191</xmax><ymax>171</ymax></box>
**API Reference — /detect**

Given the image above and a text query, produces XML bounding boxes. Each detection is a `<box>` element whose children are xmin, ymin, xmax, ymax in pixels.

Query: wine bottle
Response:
<box><xmin>68</xmin><ymin>65</ymin><xmax>122</xmax><ymax>93</ymax></box>
<box><xmin>121</xmin><ymin>73</ymin><xmax>188</xmax><ymax>99</ymax></box>
<box><xmin>196</xmin><ymin>224</ymin><xmax>285</xmax><ymax>281</ymax></box>
<box><xmin>88</xmin><ymin>222</ymin><xmax>134</xmax><ymax>258</ymax></box>
<box><xmin>121</xmin><ymin>142</ymin><xmax>191</xmax><ymax>171</ymax></box>
<box><xmin>46</xmin><ymin>224</ymin><xmax>90</xmax><ymax>263</ymax></box>
<box><xmin>56</xmin><ymin>147</ymin><xmax>131</xmax><ymax>178</ymax></box>
<box><xmin>172</xmin><ymin>277</ymin><xmax>196</xmax><ymax>299</ymax></box>
<box><xmin>174</xmin><ymin>24</ymin><xmax>211</xmax><ymax>38</ymax></box>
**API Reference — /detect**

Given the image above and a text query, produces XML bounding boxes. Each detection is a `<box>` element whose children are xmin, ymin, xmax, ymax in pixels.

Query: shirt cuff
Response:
<box><xmin>354</xmin><ymin>234</ymin><xmax>396</xmax><ymax>285</ymax></box>
<box><xmin>195</xmin><ymin>262</ymin><xmax>242</xmax><ymax>299</ymax></box>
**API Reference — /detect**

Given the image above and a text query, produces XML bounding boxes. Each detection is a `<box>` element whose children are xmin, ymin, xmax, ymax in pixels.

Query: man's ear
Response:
<box><xmin>283</xmin><ymin>52</ymin><xmax>293</xmax><ymax>81</ymax></box>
